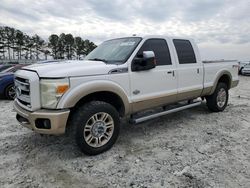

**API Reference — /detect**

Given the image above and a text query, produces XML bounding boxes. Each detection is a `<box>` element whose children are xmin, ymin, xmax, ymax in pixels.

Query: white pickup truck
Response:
<box><xmin>14</xmin><ymin>35</ymin><xmax>239</xmax><ymax>155</ymax></box>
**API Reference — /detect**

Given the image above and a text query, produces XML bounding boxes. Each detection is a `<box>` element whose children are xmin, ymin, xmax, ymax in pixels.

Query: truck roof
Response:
<box><xmin>106</xmin><ymin>35</ymin><xmax>195</xmax><ymax>42</ymax></box>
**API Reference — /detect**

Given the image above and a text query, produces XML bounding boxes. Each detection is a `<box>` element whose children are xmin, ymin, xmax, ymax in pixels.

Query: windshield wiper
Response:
<box><xmin>88</xmin><ymin>58</ymin><xmax>108</xmax><ymax>63</ymax></box>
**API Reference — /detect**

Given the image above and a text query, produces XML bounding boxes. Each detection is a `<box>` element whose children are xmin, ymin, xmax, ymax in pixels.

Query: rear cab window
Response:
<box><xmin>173</xmin><ymin>39</ymin><xmax>196</xmax><ymax>64</ymax></box>
<box><xmin>136</xmin><ymin>38</ymin><xmax>172</xmax><ymax>66</ymax></box>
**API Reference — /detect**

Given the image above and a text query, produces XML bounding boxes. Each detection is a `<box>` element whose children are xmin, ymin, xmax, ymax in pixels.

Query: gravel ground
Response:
<box><xmin>0</xmin><ymin>76</ymin><xmax>250</xmax><ymax>188</ymax></box>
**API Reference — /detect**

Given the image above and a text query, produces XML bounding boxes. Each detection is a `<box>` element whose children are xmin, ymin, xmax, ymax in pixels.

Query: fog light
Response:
<box><xmin>35</xmin><ymin>119</ymin><xmax>51</xmax><ymax>129</ymax></box>
<box><xmin>43</xmin><ymin>119</ymin><xmax>51</xmax><ymax>129</ymax></box>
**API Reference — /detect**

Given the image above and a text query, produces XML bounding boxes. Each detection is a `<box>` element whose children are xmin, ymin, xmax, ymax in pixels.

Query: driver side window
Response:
<box><xmin>137</xmin><ymin>39</ymin><xmax>172</xmax><ymax>66</ymax></box>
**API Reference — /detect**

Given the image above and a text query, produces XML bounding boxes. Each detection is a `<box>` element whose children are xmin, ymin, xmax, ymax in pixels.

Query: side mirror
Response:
<box><xmin>132</xmin><ymin>51</ymin><xmax>156</xmax><ymax>72</ymax></box>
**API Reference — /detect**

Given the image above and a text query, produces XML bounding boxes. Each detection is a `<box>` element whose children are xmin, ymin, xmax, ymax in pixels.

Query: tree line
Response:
<box><xmin>0</xmin><ymin>26</ymin><xmax>97</xmax><ymax>60</ymax></box>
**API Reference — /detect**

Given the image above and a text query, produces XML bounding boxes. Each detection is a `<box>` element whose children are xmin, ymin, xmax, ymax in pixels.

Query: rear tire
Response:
<box><xmin>206</xmin><ymin>82</ymin><xmax>228</xmax><ymax>112</ymax></box>
<box><xmin>5</xmin><ymin>84</ymin><xmax>16</xmax><ymax>100</ymax></box>
<box><xmin>71</xmin><ymin>101</ymin><xmax>120</xmax><ymax>155</ymax></box>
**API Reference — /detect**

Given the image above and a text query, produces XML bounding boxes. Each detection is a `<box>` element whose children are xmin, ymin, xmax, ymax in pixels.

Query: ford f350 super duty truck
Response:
<box><xmin>14</xmin><ymin>35</ymin><xmax>239</xmax><ymax>155</ymax></box>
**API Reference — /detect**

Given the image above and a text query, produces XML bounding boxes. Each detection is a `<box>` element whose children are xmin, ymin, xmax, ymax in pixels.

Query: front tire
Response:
<box><xmin>71</xmin><ymin>101</ymin><xmax>120</xmax><ymax>155</ymax></box>
<box><xmin>206</xmin><ymin>82</ymin><xmax>229</xmax><ymax>112</ymax></box>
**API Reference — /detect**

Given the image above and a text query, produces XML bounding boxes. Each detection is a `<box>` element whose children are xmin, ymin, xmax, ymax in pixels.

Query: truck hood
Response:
<box><xmin>22</xmin><ymin>60</ymin><xmax>119</xmax><ymax>77</ymax></box>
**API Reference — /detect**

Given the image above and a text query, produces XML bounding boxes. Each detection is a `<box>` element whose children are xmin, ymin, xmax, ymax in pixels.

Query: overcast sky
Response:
<box><xmin>0</xmin><ymin>0</ymin><xmax>250</xmax><ymax>61</ymax></box>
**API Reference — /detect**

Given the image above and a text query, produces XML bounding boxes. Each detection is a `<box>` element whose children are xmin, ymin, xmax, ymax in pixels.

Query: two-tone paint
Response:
<box><xmin>14</xmin><ymin>35</ymin><xmax>239</xmax><ymax>134</ymax></box>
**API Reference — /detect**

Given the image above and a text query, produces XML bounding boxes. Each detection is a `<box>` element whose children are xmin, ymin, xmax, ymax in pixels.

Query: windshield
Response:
<box><xmin>85</xmin><ymin>37</ymin><xmax>142</xmax><ymax>64</ymax></box>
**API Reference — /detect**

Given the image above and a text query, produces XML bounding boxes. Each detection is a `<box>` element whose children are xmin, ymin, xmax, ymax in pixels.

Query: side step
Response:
<box><xmin>130</xmin><ymin>101</ymin><xmax>202</xmax><ymax>124</ymax></box>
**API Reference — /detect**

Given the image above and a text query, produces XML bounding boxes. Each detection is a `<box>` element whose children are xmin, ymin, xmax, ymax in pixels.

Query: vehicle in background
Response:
<box><xmin>238</xmin><ymin>61</ymin><xmax>250</xmax><ymax>75</ymax></box>
<box><xmin>0</xmin><ymin>64</ymin><xmax>13</xmax><ymax>72</ymax></box>
<box><xmin>0</xmin><ymin>64</ymin><xmax>29</xmax><ymax>99</ymax></box>
<box><xmin>241</xmin><ymin>64</ymin><xmax>250</xmax><ymax>75</ymax></box>
<box><xmin>0</xmin><ymin>73</ymin><xmax>16</xmax><ymax>99</ymax></box>
<box><xmin>1</xmin><ymin>64</ymin><xmax>29</xmax><ymax>73</ymax></box>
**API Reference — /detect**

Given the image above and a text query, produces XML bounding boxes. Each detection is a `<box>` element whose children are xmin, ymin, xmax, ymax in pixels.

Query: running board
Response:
<box><xmin>130</xmin><ymin>101</ymin><xmax>202</xmax><ymax>124</ymax></box>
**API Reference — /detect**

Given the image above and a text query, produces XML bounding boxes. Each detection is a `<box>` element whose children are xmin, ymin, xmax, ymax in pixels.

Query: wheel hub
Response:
<box><xmin>8</xmin><ymin>86</ymin><xmax>16</xmax><ymax>99</ymax></box>
<box><xmin>91</xmin><ymin>121</ymin><xmax>106</xmax><ymax>137</ymax></box>
<box><xmin>83</xmin><ymin>112</ymin><xmax>114</xmax><ymax>148</ymax></box>
<box><xmin>217</xmin><ymin>88</ymin><xmax>227</xmax><ymax>108</ymax></box>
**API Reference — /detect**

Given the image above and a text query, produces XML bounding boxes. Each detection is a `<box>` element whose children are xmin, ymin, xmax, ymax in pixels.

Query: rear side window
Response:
<box><xmin>173</xmin><ymin>39</ymin><xmax>196</xmax><ymax>64</ymax></box>
<box><xmin>137</xmin><ymin>39</ymin><xmax>172</xmax><ymax>66</ymax></box>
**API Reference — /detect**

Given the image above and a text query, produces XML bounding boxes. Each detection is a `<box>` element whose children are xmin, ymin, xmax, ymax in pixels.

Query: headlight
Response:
<box><xmin>40</xmin><ymin>78</ymin><xmax>69</xmax><ymax>109</ymax></box>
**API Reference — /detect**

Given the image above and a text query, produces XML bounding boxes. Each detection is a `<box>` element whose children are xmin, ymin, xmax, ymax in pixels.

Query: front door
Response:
<box><xmin>130</xmin><ymin>38</ymin><xmax>178</xmax><ymax>113</ymax></box>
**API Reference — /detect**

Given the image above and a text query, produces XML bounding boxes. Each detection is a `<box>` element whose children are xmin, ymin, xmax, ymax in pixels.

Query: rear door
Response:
<box><xmin>172</xmin><ymin>39</ymin><xmax>203</xmax><ymax>100</ymax></box>
<box><xmin>130</xmin><ymin>38</ymin><xmax>178</xmax><ymax>112</ymax></box>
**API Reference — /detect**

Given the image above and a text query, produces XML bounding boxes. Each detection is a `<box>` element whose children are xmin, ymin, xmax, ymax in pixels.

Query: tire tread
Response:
<box><xmin>71</xmin><ymin>101</ymin><xmax>120</xmax><ymax>155</ymax></box>
<box><xmin>206</xmin><ymin>82</ymin><xmax>228</xmax><ymax>112</ymax></box>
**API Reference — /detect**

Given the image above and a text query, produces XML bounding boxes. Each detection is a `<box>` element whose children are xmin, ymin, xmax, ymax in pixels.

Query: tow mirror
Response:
<box><xmin>132</xmin><ymin>51</ymin><xmax>156</xmax><ymax>72</ymax></box>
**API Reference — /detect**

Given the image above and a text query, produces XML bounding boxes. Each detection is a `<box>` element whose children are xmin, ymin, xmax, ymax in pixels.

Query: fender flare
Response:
<box><xmin>209</xmin><ymin>70</ymin><xmax>232</xmax><ymax>95</ymax></box>
<box><xmin>57</xmin><ymin>80</ymin><xmax>131</xmax><ymax>115</ymax></box>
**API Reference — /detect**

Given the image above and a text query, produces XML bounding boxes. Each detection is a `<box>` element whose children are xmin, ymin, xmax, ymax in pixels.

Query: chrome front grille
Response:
<box><xmin>15</xmin><ymin>77</ymin><xmax>31</xmax><ymax>108</ymax></box>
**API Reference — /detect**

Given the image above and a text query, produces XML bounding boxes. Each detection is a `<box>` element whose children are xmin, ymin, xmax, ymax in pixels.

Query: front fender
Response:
<box><xmin>57</xmin><ymin>80</ymin><xmax>131</xmax><ymax>115</ymax></box>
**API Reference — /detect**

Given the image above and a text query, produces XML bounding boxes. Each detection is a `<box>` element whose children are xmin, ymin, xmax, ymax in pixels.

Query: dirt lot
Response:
<box><xmin>0</xmin><ymin>76</ymin><xmax>249</xmax><ymax>188</ymax></box>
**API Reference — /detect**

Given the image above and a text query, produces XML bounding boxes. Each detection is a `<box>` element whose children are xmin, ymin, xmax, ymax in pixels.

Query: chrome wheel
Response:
<box><xmin>7</xmin><ymin>85</ymin><xmax>16</xmax><ymax>99</ymax></box>
<box><xmin>83</xmin><ymin>112</ymin><xmax>114</xmax><ymax>148</ymax></box>
<box><xmin>217</xmin><ymin>88</ymin><xmax>227</xmax><ymax>108</ymax></box>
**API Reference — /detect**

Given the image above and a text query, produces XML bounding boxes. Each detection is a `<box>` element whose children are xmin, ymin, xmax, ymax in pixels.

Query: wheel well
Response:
<box><xmin>73</xmin><ymin>91</ymin><xmax>125</xmax><ymax>117</ymax></box>
<box><xmin>218</xmin><ymin>74</ymin><xmax>231</xmax><ymax>89</ymax></box>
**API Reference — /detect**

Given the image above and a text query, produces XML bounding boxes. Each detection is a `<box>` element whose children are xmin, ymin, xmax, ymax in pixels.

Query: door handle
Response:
<box><xmin>197</xmin><ymin>68</ymin><xmax>200</xmax><ymax>74</ymax></box>
<box><xmin>167</xmin><ymin>71</ymin><xmax>175</xmax><ymax>77</ymax></box>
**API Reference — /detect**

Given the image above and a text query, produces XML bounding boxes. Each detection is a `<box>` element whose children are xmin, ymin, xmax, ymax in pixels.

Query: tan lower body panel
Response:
<box><xmin>132</xmin><ymin>89</ymin><xmax>203</xmax><ymax>114</ymax></box>
<box><xmin>201</xmin><ymin>86</ymin><xmax>213</xmax><ymax>96</ymax></box>
<box><xmin>14</xmin><ymin>100</ymin><xmax>70</xmax><ymax>135</ymax></box>
<box><xmin>132</xmin><ymin>94</ymin><xmax>177</xmax><ymax>113</ymax></box>
<box><xmin>177</xmin><ymin>89</ymin><xmax>202</xmax><ymax>101</ymax></box>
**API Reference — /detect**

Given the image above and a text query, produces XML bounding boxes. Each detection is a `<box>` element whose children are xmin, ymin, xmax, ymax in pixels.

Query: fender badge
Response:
<box><xmin>133</xmin><ymin>90</ymin><xmax>140</xmax><ymax>95</ymax></box>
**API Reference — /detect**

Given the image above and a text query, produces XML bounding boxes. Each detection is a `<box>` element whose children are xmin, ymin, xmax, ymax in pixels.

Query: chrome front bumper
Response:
<box><xmin>14</xmin><ymin>100</ymin><xmax>70</xmax><ymax>135</ymax></box>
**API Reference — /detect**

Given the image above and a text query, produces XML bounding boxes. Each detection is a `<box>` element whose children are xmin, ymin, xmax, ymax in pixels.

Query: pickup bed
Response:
<box><xmin>14</xmin><ymin>35</ymin><xmax>239</xmax><ymax>155</ymax></box>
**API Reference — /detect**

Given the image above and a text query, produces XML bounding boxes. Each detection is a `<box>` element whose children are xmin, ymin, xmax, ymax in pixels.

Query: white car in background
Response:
<box><xmin>242</xmin><ymin>64</ymin><xmax>250</xmax><ymax>75</ymax></box>
<box><xmin>239</xmin><ymin>61</ymin><xmax>250</xmax><ymax>74</ymax></box>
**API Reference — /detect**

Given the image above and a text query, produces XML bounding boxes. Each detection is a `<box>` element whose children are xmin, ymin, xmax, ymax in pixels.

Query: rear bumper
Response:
<box><xmin>13</xmin><ymin>100</ymin><xmax>70</xmax><ymax>135</ymax></box>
